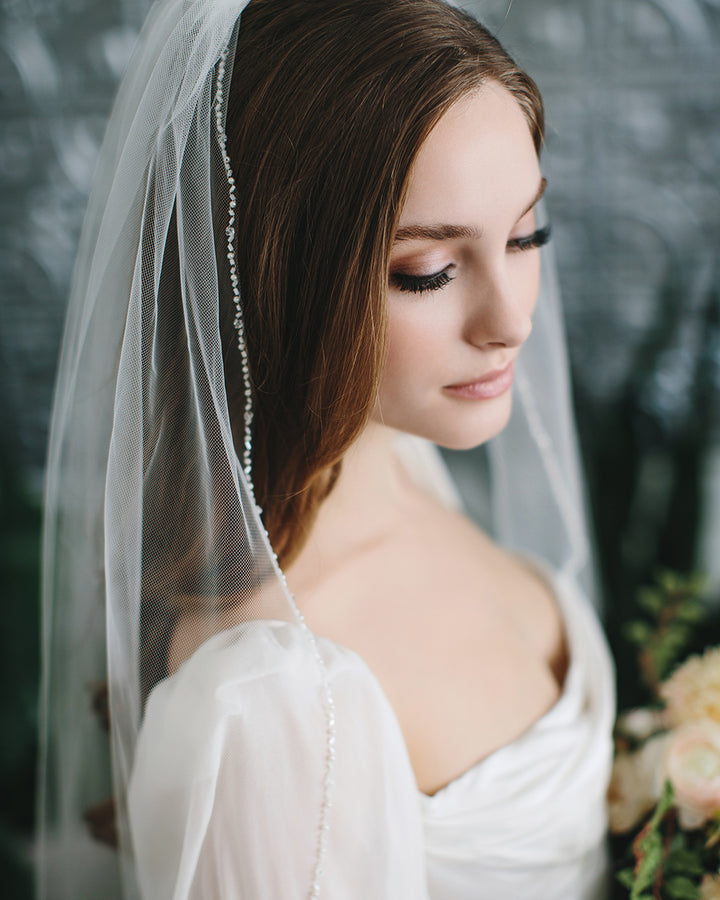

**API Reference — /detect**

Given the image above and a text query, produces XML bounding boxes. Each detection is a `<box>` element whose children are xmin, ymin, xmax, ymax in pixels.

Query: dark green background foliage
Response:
<box><xmin>0</xmin><ymin>444</ymin><xmax>40</xmax><ymax>898</ymax></box>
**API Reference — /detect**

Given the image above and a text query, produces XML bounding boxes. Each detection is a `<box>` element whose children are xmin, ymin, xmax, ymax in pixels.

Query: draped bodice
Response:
<box><xmin>419</xmin><ymin>564</ymin><xmax>615</xmax><ymax>899</ymax></box>
<box><xmin>129</xmin><ymin>564</ymin><xmax>614</xmax><ymax>900</ymax></box>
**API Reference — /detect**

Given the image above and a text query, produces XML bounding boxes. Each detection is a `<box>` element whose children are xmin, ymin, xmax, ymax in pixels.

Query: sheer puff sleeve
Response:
<box><xmin>128</xmin><ymin>620</ymin><xmax>429</xmax><ymax>899</ymax></box>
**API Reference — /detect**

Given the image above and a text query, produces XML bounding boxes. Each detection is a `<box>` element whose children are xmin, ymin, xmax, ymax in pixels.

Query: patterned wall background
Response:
<box><xmin>0</xmin><ymin>0</ymin><xmax>719</xmax><ymax>895</ymax></box>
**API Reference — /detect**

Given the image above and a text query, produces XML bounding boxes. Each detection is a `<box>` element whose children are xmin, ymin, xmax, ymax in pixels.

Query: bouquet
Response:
<box><xmin>609</xmin><ymin>572</ymin><xmax>720</xmax><ymax>899</ymax></box>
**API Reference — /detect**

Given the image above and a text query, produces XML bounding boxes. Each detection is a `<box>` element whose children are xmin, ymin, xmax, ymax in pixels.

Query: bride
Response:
<box><xmin>37</xmin><ymin>0</ymin><xmax>615</xmax><ymax>898</ymax></box>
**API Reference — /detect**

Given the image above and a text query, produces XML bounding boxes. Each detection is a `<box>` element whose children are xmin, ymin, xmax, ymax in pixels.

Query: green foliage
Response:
<box><xmin>627</xmin><ymin>782</ymin><xmax>675</xmax><ymax>899</ymax></box>
<box><xmin>664</xmin><ymin>847</ymin><xmax>705</xmax><ymax>879</ymax></box>
<box><xmin>615</xmin><ymin>782</ymin><xmax>712</xmax><ymax>900</ymax></box>
<box><xmin>664</xmin><ymin>878</ymin><xmax>701</xmax><ymax>900</ymax></box>
<box><xmin>622</xmin><ymin>570</ymin><xmax>707</xmax><ymax>692</ymax></box>
<box><xmin>613</xmin><ymin>571</ymin><xmax>720</xmax><ymax>899</ymax></box>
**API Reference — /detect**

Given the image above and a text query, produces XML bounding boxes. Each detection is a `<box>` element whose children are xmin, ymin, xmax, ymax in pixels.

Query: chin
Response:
<box><xmin>409</xmin><ymin>392</ymin><xmax>515</xmax><ymax>451</ymax></box>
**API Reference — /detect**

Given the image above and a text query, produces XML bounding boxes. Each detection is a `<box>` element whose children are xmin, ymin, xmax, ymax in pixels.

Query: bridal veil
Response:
<box><xmin>37</xmin><ymin>1</ymin><xmax>595</xmax><ymax>897</ymax></box>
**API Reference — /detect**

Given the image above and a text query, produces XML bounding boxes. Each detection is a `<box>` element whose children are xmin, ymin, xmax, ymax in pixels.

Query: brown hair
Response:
<box><xmin>222</xmin><ymin>0</ymin><xmax>544</xmax><ymax>566</ymax></box>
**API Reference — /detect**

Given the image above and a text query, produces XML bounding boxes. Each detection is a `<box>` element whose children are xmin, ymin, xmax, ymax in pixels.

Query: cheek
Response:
<box><xmin>374</xmin><ymin>302</ymin><xmax>455</xmax><ymax>427</ymax></box>
<box><xmin>522</xmin><ymin>253</ymin><xmax>542</xmax><ymax>315</ymax></box>
<box><xmin>380</xmin><ymin>306</ymin><xmax>444</xmax><ymax>400</ymax></box>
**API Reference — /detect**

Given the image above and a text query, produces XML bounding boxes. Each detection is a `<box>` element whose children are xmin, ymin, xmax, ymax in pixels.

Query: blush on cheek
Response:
<box><xmin>513</xmin><ymin>253</ymin><xmax>541</xmax><ymax>320</ymax></box>
<box><xmin>382</xmin><ymin>311</ymin><xmax>444</xmax><ymax>383</ymax></box>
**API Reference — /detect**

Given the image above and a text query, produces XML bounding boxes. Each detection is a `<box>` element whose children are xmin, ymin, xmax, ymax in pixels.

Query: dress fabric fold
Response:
<box><xmin>422</xmin><ymin>565</ymin><xmax>614</xmax><ymax>900</ymax></box>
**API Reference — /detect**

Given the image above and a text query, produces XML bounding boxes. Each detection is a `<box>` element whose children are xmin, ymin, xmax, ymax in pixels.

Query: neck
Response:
<box><xmin>340</xmin><ymin>419</ymin><xmax>403</xmax><ymax>493</ymax></box>
<box><xmin>322</xmin><ymin>421</ymin><xmax>411</xmax><ymax>532</ymax></box>
<box><xmin>285</xmin><ymin>422</ymin><xmax>414</xmax><ymax>591</ymax></box>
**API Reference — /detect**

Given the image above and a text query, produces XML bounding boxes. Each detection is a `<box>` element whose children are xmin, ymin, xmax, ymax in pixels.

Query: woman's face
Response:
<box><xmin>374</xmin><ymin>83</ymin><xmax>546</xmax><ymax>449</ymax></box>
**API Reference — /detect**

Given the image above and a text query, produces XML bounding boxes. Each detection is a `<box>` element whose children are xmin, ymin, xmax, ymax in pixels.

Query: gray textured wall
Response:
<box><xmin>0</xmin><ymin>0</ymin><xmax>146</xmax><ymax>491</ymax></box>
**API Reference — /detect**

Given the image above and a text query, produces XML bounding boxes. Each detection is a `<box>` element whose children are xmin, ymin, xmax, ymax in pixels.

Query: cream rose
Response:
<box><xmin>608</xmin><ymin>734</ymin><xmax>668</xmax><ymax>833</ymax></box>
<box><xmin>661</xmin><ymin>647</ymin><xmax>720</xmax><ymax>727</ymax></box>
<box><xmin>615</xmin><ymin>706</ymin><xmax>667</xmax><ymax>742</ymax></box>
<box><xmin>700</xmin><ymin>873</ymin><xmax>720</xmax><ymax>900</ymax></box>
<box><xmin>662</xmin><ymin>719</ymin><xmax>720</xmax><ymax>829</ymax></box>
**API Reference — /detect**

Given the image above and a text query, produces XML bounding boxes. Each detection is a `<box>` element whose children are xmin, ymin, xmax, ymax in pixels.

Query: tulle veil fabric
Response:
<box><xmin>36</xmin><ymin>1</ymin><xmax>596</xmax><ymax>897</ymax></box>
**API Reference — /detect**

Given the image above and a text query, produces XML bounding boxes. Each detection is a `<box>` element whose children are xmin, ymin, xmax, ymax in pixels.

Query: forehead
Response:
<box><xmin>398</xmin><ymin>84</ymin><xmax>541</xmax><ymax>228</ymax></box>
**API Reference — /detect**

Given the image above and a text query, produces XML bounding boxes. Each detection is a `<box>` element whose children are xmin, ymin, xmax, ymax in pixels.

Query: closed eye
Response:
<box><xmin>390</xmin><ymin>267</ymin><xmax>454</xmax><ymax>294</ymax></box>
<box><xmin>507</xmin><ymin>224</ymin><xmax>552</xmax><ymax>252</ymax></box>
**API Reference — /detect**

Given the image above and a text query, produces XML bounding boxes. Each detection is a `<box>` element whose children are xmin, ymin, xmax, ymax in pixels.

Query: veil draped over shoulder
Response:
<box><xmin>37</xmin><ymin>1</ymin><xmax>597</xmax><ymax>897</ymax></box>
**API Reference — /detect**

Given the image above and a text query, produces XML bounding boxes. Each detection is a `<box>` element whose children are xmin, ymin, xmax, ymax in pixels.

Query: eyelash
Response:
<box><xmin>507</xmin><ymin>223</ymin><xmax>552</xmax><ymax>253</ymax></box>
<box><xmin>390</xmin><ymin>269</ymin><xmax>454</xmax><ymax>294</ymax></box>
<box><xmin>390</xmin><ymin>224</ymin><xmax>552</xmax><ymax>295</ymax></box>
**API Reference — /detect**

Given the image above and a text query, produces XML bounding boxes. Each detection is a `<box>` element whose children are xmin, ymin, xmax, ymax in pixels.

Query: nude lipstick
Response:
<box><xmin>443</xmin><ymin>361</ymin><xmax>515</xmax><ymax>400</ymax></box>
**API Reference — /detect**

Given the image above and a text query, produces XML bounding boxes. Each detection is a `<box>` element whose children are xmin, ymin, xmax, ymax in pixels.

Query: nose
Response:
<box><xmin>462</xmin><ymin>268</ymin><xmax>535</xmax><ymax>350</ymax></box>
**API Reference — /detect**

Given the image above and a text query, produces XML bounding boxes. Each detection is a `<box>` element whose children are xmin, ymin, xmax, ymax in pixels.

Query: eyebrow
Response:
<box><xmin>393</xmin><ymin>176</ymin><xmax>547</xmax><ymax>244</ymax></box>
<box><xmin>520</xmin><ymin>176</ymin><xmax>547</xmax><ymax>220</ymax></box>
<box><xmin>394</xmin><ymin>223</ymin><xmax>481</xmax><ymax>242</ymax></box>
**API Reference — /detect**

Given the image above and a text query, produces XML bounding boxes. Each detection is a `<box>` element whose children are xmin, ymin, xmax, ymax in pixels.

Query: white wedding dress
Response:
<box><xmin>127</xmin><ymin>443</ymin><xmax>615</xmax><ymax>900</ymax></box>
<box><xmin>129</xmin><ymin>571</ymin><xmax>613</xmax><ymax>900</ymax></box>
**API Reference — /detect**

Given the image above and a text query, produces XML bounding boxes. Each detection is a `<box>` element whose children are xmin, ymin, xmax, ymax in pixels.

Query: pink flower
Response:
<box><xmin>662</xmin><ymin>719</ymin><xmax>720</xmax><ymax>829</ymax></box>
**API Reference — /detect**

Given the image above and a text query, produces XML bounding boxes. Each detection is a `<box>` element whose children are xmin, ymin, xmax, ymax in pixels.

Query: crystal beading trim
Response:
<box><xmin>271</xmin><ymin>552</ymin><xmax>337</xmax><ymax>899</ymax></box>
<box><xmin>215</xmin><ymin>45</ymin><xmax>336</xmax><ymax>898</ymax></box>
<box><xmin>294</xmin><ymin>607</ymin><xmax>336</xmax><ymax>899</ymax></box>
<box><xmin>516</xmin><ymin>367</ymin><xmax>589</xmax><ymax>577</ymax></box>
<box><xmin>214</xmin><ymin>47</ymin><xmax>253</xmax><ymax>482</ymax></box>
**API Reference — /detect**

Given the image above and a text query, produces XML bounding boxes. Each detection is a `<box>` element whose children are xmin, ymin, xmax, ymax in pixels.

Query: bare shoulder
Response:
<box><xmin>294</xmin><ymin>490</ymin><xmax>562</xmax><ymax>661</ymax></box>
<box><xmin>290</xmin><ymin>493</ymin><xmax>569</xmax><ymax>794</ymax></box>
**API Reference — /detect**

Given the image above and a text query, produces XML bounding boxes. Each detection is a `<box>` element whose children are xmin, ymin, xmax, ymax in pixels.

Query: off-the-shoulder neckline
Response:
<box><xmin>164</xmin><ymin>555</ymin><xmax>581</xmax><ymax>801</ymax></box>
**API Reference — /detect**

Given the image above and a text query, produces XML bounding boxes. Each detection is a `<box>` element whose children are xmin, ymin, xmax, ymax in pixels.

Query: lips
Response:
<box><xmin>443</xmin><ymin>361</ymin><xmax>515</xmax><ymax>400</ymax></box>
